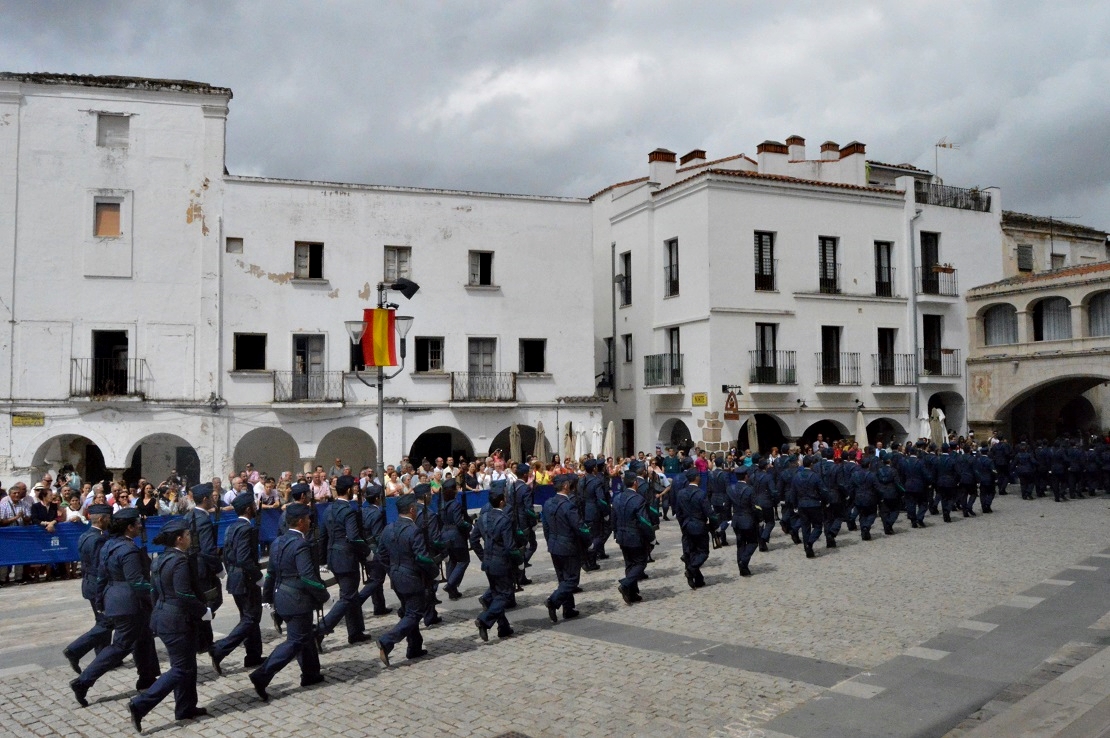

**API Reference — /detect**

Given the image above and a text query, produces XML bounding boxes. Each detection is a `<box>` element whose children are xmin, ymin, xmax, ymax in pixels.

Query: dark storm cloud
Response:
<box><xmin>2</xmin><ymin>0</ymin><xmax>1108</xmax><ymax>227</ymax></box>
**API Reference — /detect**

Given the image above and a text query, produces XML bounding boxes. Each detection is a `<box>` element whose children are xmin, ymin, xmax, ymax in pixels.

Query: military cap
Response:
<box><xmin>488</xmin><ymin>488</ymin><xmax>505</xmax><ymax>505</ymax></box>
<box><xmin>158</xmin><ymin>516</ymin><xmax>190</xmax><ymax>537</ymax></box>
<box><xmin>622</xmin><ymin>471</ymin><xmax>639</xmax><ymax>487</ymax></box>
<box><xmin>336</xmin><ymin>474</ymin><xmax>357</xmax><ymax>494</ymax></box>
<box><xmin>628</xmin><ymin>459</ymin><xmax>644</xmax><ymax>473</ymax></box>
<box><xmin>412</xmin><ymin>483</ymin><xmax>432</xmax><ymax>499</ymax></box>
<box><xmin>734</xmin><ymin>465</ymin><xmax>749</xmax><ymax>478</ymax></box>
<box><xmin>285</xmin><ymin>502</ymin><xmax>311</xmax><ymax>520</ymax></box>
<box><xmin>191</xmin><ymin>482</ymin><xmax>213</xmax><ymax>503</ymax></box>
<box><xmin>441</xmin><ymin>477</ymin><xmax>457</xmax><ymax>491</ymax></box>
<box><xmin>232</xmin><ymin>491</ymin><xmax>255</xmax><ymax>514</ymax></box>
<box><xmin>554</xmin><ymin>473</ymin><xmax>577</xmax><ymax>489</ymax></box>
<box><xmin>584</xmin><ymin>458</ymin><xmax>598</xmax><ymax>472</ymax></box>
<box><xmin>684</xmin><ymin>468</ymin><xmax>700</xmax><ymax>482</ymax></box>
<box><xmin>516</xmin><ymin>463</ymin><xmax>530</xmax><ymax>477</ymax></box>
<box><xmin>289</xmin><ymin>482</ymin><xmax>310</xmax><ymax>501</ymax></box>
<box><xmin>395</xmin><ymin>493</ymin><xmax>416</xmax><ymax>514</ymax></box>
<box><xmin>941</xmin><ymin>443</ymin><xmax>951</xmax><ymax>452</ymax></box>
<box><xmin>859</xmin><ymin>456</ymin><xmax>872</xmax><ymax>468</ymax></box>
<box><xmin>114</xmin><ymin>507</ymin><xmax>141</xmax><ymax>522</ymax></box>
<box><xmin>363</xmin><ymin>483</ymin><xmax>382</xmax><ymax>500</ymax></box>
<box><xmin>714</xmin><ymin>455</ymin><xmax>725</xmax><ymax>468</ymax></box>
<box><xmin>87</xmin><ymin>504</ymin><xmax>112</xmax><ymax>516</ymax></box>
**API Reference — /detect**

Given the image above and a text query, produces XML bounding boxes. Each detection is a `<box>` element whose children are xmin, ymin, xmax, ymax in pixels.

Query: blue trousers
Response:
<box><xmin>476</xmin><ymin>572</ymin><xmax>513</xmax><ymax>634</ymax></box>
<box><xmin>758</xmin><ymin>507</ymin><xmax>776</xmax><ymax>543</ymax></box>
<box><xmin>66</xmin><ymin>602</ymin><xmax>112</xmax><ymax>661</ymax></box>
<box><xmin>905</xmin><ymin>493</ymin><xmax>929</xmax><ymax>524</ymax></box>
<box><xmin>681</xmin><ymin>532</ymin><xmax>710</xmax><ymax>583</ymax></box>
<box><xmin>733</xmin><ymin>526</ymin><xmax>758</xmax><ymax>569</ymax></box>
<box><xmin>879</xmin><ymin>499</ymin><xmax>900</xmax><ymax>528</ymax></box>
<box><xmin>319</xmin><ymin>572</ymin><xmax>364</xmax><ymax>639</ymax></box>
<box><xmin>212</xmin><ymin>587</ymin><xmax>263</xmax><ymax>663</ymax></box>
<box><xmin>618</xmin><ymin>545</ymin><xmax>648</xmax><ymax>593</ymax></box>
<box><xmin>357</xmin><ymin>559</ymin><xmax>388</xmax><ymax>613</ymax></box>
<box><xmin>75</xmin><ymin>612</ymin><xmax>160</xmax><ymax>691</ymax></box>
<box><xmin>445</xmin><ymin>548</ymin><xmax>469</xmax><ymax>592</ymax></box>
<box><xmin>823</xmin><ymin>504</ymin><xmax>843</xmax><ymax>539</ymax></box>
<box><xmin>251</xmin><ymin>612</ymin><xmax>319</xmax><ymax>687</ymax></box>
<box><xmin>979</xmin><ymin>480</ymin><xmax>995</xmax><ymax>510</ymax></box>
<box><xmin>379</xmin><ymin>589</ymin><xmax>426</xmax><ymax>657</ymax></box>
<box><xmin>857</xmin><ymin>503</ymin><xmax>877</xmax><ymax>532</ymax></box>
<box><xmin>131</xmin><ymin>629</ymin><xmax>198</xmax><ymax>720</ymax></box>
<box><xmin>937</xmin><ymin>485</ymin><xmax>957</xmax><ymax>513</ymax></box>
<box><xmin>797</xmin><ymin>507</ymin><xmax>823</xmax><ymax>546</ymax></box>
<box><xmin>548</xmin><ymin>554</ymin><xmax>581</xmax><ymax>613</ymax></box>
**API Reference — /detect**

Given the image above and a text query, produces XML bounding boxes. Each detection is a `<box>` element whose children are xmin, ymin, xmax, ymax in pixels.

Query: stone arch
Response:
<box><xmin>488</xmin><ymin>424</ymin><xmax>551</xmax><ymax>462</ymax></box>
<box><xmin>1085</xmin><ymin>290</ymin><xmax>1110</xmax><ymax>337</ymax></box>
<box><xmin>314</xmin><ymin>427</ymin><xmax>377</xmax><ymax>475</ymax></box>
<box><xmin>233</xmin><ymin>427</ymin><xmax>300</xmax><ymax>478</ymax></box>
<box><xmin>799</xmin><ymin>419</ymin><xmax>850</xmax><ymax>450</ymax></box>
<box><xmin>658</xmin><ymin>418</ymin><xmax>694</xmax><ymax>453</ymax></box>
<box><xmin>737</xmin><ymin>413</ymin><xmax>790</xmax><ymax>455</ymax></box>
<box><xmin>408</xmin><ymin>426</ymin><xmax>475</xmax><ymax>468</ymax></box>
<box><xmin>928</xmin><ymin>391</ymin><xmax>966</xmax><ymax>437</ymax></box>
<box><xmin>123</xmin><ymin>433</ymin><xmax>202</xmax><ymax>490</ymax></box>
<box><xmin>865</xmin><ymin>417</ymin><xmax>908</xmax><ymax>447</ymax></box>
<box><xmin>26</xmin><ymin>432</ymin><xmax>113</xmax><ymax>486</ymax></box>
<box><xmin>1030</xmin><ymin>295</ymin><xmax>1072</xmax><ymax>341</ymax></box>
<box><xmin>994</xmin><ymin>375</ymin><xmax>1109</xmax><ymax>442</ymax></box>
<box><xmin>981</xmin><ymin>303</ymin><xmax>1018</xmax><ymax>346</ymax></box>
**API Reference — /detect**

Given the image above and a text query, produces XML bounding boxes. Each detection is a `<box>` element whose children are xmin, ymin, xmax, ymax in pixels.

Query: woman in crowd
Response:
<box><xmin>136</xmin><ymin>483</ymin><xmax>159</xmax><ymax>517</ymax></box>
<box><xmin>385</xmin><ymin>470</ymin><xmax>404</xmax><ymax>497</ymax></box>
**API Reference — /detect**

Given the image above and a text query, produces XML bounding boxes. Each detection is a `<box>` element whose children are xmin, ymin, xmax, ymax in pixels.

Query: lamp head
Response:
<box><xmin>344</xmin><ymin>320</ymin><xmax>367</xmax><ymax>345</ymax></box>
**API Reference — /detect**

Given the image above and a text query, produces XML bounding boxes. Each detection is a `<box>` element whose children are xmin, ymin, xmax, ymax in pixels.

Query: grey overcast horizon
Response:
<box><xmin>3</xmin><ymin>0</ymin><xmax>1108</xmax><ymax>230</ymax></box>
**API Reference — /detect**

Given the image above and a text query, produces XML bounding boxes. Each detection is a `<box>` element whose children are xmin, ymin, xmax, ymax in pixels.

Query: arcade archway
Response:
<box><xmin>409</xmin><ymin>426</ymin><xmax>475</xmax><ymax>467</ymax></box>
<box><xmin>737</xmin><ymin>413</ymin><xmax>789</xmax><ymax>454</ymax></box>
<box><xmin>315</xmin><ymin>427</ymin><xmax>376</xmax><ymax>475</ymax></box>
<box><xmin>1002</xmin><ymin>377</ymin><xmax>1105</xmax><ymax>442</ymax></box>
<box><xmin>30</xmin><ymin>434</ymin><xmax>109</xmax><ymax>486</ymax></box>
<box><xmin>799</xmin><ymin>419</ymin><xmax>849</xmax><ymax>450</ymax></box>
<box><xmin>233</xmin><ymin>427</ymin><xmax>300</xmax><ymax>478</ymax></box>
<box><xmin>865</xmin><ymin>417</ymin><xmax>908</xmax><ymax>447</ymax></box>
<box><xmin>928</xmin><ymin>392</ymin><xmax>966</xmax><ymax>438</ymax></box>
<box><xmin>488</xmin><ymin>424</ymin><xmax>552</xmax><ymax>462</ymax></box>
<box><xmin>658</xmin><ymin>418</ymin><xmax>694</xmax><ymax>453</ymax></box>
<box><xmin>124</xmin><ymin>434</ymin><xmax>201</xmax><ymax>489</ymax></box>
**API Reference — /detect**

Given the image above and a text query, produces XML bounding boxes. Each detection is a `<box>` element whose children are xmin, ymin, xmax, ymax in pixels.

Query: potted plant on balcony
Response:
<box><xmin>932</xmin><ymin>263</ymin><xmax>955</xmax><ymax>274</ymax></box>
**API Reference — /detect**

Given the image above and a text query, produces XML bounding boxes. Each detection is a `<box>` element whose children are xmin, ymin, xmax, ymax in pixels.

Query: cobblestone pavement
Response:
<box><xmin>1</xmin><ymin>494</ymin><xmax>1108</xmax><ymax>738</ymax></box>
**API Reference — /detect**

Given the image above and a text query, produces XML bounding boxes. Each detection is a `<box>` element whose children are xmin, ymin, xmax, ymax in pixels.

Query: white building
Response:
<box><xmin>0</xmin><ymin>73</ymin><xmax>599</xmax><ymax>486</ymax></box>
<box><xmin>589</xmin><ymin>138</ymin><xmax>1004</xmax><ymax>455</ymax></box>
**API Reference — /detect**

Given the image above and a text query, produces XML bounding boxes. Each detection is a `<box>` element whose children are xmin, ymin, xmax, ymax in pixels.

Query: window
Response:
<box><xmin>1033</xmin><ymin>297</ymin><xmax>1071</xmax><ymax>341</ymax></box>
<box><xmin>619</xmin><ymin>251</ymin><xmax>632</xmax><ymax>306</ymax></box>
<box><xmin>468</xmin><ymin>337</ymin><xmax>496</xmax><ymax>373</ymax></box>
<box><xmin>754</xmin><ymin>231</ymin><xmax>775</xmax><ymax>291</ymax></box>
<box><xmin>983</xmin><ymin>305</ymin><xmax>1018</xmax><ymax>346</ymax></box>
<box><xmin>922</xmin><ymin>314</ymin><xmax>943</xmax><ymax>373</ymax></box>
<box><xmin>414</xmin><ymin>337</ymin><xmax>444</xmax><ymax>372</ymax></box>
<box><xmin>1017</xmin><ymin>244</ymin><xmax>1034</xmax><ymax>272</ymax></box>
<box><xmin>233</xmin><ymin>334</ymin><xmax>267</xmax><ymax>371</ymax></box>
<box><xmin>384</xmin><ymin>246</ymin><xmax>412</xmax><ymax>282</ymax></box>
<box><xmin>1051</xmin><ymin>253</ymin><xmax>1066</xmax><ymax>270</ymax></box>
<box><xmin>664</xmin><ymin>238</ymin><xmax>679</xmax><ymax>297</ymax></box>
<box><xmin>468</xmin><ymin>251</ymin><xmax>494</xmax><ymax>286</ymax></box>
<box><xmin>1089</xmin><ymin>293</ymin><xmax>1110</xmax><ymax>337</ymax></box>
<box><xmin>294</xmin><ymin>242</ymin><xmax>324</xmax><ymax>279</ymax></box>
<box><xmin>818</xmin><ymin>236</ymin><xmax>839</xmax><ymax>293</ymax></box>
<box><xmin>622</xmin><ymin>334</ymin><xmax>633</xmax><ymax>362</ymax></box>
<box><xmin>292</xmin><ymin>335</ymin><xmax>325</xmax><ymax>374</ymax></box>
<box><xmin>94</xmin><ymin>202</ymin><xmax>121</xmax><ymax>237</ymax></box>
<box><xmin>754</xmin><ymin>323</ymin><xmax>777</xmax><ymax>383</ymax></box>
<box><xmin>225</xmin><ymin>237</ymin><xmax>244</xmax><ymax>254</ymax></box>
<box><xmin>96</xmin><ymin>114</ymin><xmax>129</xmax><ymax>147</ymax></box>
<box><xmin>519</xmin><ymin>339</ymin><xmax>546</xmax><ymax>373</ymax></box>
<box><xmin>874</xmin><ymin>241</ymin><xmax>893</xmax><ymax>296</ymax></box>
<box><xmin>667</xmin><ymin>326</ymin><xmax>681</xmax><ymax>357</ymax></box>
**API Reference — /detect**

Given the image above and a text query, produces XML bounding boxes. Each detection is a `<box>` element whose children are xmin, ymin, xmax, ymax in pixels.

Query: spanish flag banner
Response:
<box><xmin>361</xmin><ymin>308</ymin><xmax>398</xmax><ymax>367</ymax></box>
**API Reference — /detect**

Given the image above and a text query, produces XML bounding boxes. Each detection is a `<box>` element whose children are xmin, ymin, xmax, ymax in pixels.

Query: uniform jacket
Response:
<box><xmin>378</xmin><ymin>516</ymin><xmax>439</xmax><ymax>596</ymax></box>
<box><xmin>541</xmin><ymin>493</ymin><xmax>590</xmax><ymax>557</ymax></box>
<box><xmin>612</xmin><ymin>488</ymin><xmax>654</xmax><ymax>548</ymax></box>
<box><xmin>470</xmin><ymin>506</ymin><xmax>519</xmax><ymax>576</ymax></box>
<box><xmin>186</xmin><ymin>508</ymin><xmax>223</xmax><ymax>581</ymax></box>
<box><xmin>851</xmin><ymin>465</ymin><xmax>877</xmax><ymax>506</ymax></box>
<box><xmin>441</xmin><ymin>497</ymin><xmax>472</xmax><ymax>551</ymax></box>
<box><xmin>674</xmin><ymin>484</ymin><xmax>713</xmax><ymax>535</ymax></box>
<box><xmin>265</xmin><ymin>529</ymin><xmax>329</xmax><ymax>617</ymax></box>
<box><xmin>707</xmin><ymin>468</ymin><xmax>730</xmax><ymax>507</ymax></box>
<box><xmin>789</xmin><ymin>468</ymin><xmax>824</xmax><ymax>509</ymax></box>
<box><xmin>222</xmin><ymin>517</ymin><xmax>262</xmax><ymax>596</ymax></box>
<box><xmin>510</xmin><ymin>481</ymin><xmax>538</xmax><ymax>531</ymax></box>
<box><xmin>150</xmin><ymin>547</ymin><xmax>207</xmax><ymax>635</ymax></box>
<box><xmin>321</xmin><ymin>499</ymin><xmax>368</xmax><ymax>575</ymax></box>
<box><xmin>725</xmin><ymin>481</ymin><xmax>756</xmax><ymax>531</ymax></box>
<box><xmin>100</xmin><ymin>535</ymin><xmax>153</xmax><ymax>617</ymax></box>
<box><xmin>78</xmin><ymin>525</ymin><xmax>109</xmax><ymax>602</ymax></box>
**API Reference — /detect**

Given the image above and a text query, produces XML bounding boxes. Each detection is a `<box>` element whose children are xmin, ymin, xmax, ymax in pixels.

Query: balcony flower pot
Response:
<box><xmin>931</xmin><ymin>264</ymin><xmax>955</xmax><ymax>274</ymax></box>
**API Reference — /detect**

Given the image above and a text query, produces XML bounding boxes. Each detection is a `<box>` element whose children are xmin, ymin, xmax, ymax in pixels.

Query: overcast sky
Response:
<box><xmin>4</xmin><ymin>1</ymin><xmax>1109</xmax><ymax>228</ymax></box>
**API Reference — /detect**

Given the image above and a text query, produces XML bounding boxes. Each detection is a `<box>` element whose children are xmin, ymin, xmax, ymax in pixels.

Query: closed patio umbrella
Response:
<box><xmin>855</xmin><ymin>410</ymin><xmax>869</xmax><ymax>447</ymax></box>
<box><xmin>591</xmin><ymin>424</ymin><xmax>604</xmax><ymax>457</ymax></box>
<box><xmin>509</xmin><ymin>422</ymin><xmax>522</xmax><ymax>464</ymax></box>
<box><xmin>930</xmin><ymin>407</ymin><xmax>947</xmax><ymax>448</ymax></box>
<box><xmin>746</xmin><ymin>414</ymin><xmax>760</xmax><ymax>454</ymax></box>
<box><xmin>603</xmin><ymin>420</ymin><xmax>617</xmax><ymax>460</ymax></box>
<box><xmin>563</xmin><ymin>421</ymin><xmax>575</xmax><ymax>463</ymax></box>
<box><xmin>533</xmin><ymin>420</ymin><xmax>548</xmax><ymax>464</ymax></box>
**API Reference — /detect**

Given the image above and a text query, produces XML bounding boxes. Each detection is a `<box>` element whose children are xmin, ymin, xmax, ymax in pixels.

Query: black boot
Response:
<box><xmin>825</xmin><ymin>535</ymin><xmax>837</xmax><ymax>548</ymax></box>
<box><xmin>846</xmin><ymin>521</ymin><xmax>857</xmax><ymax>532</ymax></box>
<box><xmin>943</xmin><ymin>512</ymin><xmax>952</xmax><ymax>522</ymax></box>
<box><xmin>861</xmin><ymin>528</ymin><xmax>871</xmax><ymax>541</ymax></box>
<box><xmin>790</xmin><ymin>530</ymin><xmax>801</xmax><ymax>545</ymax></box>
<box><xmin>883</xmin><ymin>524</ymin><xmax>895</xmax><ymax>535</ymax></box>
<box><xmin>804</xmin><ymin>543</ymin><xmax>815</xmax><ymax>559</ymax></box>
<box><xmin>739</xmin><ymin>564</ymin><xmax>752</xmax><ymax>577</ymax></box>
<box><xmin>758</xmin><ymin>541</ymin><xmax>768</xmax><ymax>552</ymax></box>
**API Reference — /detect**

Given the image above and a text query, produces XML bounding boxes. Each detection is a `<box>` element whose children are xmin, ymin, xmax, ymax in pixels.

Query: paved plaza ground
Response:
<box><xmin>2</xmin><ymin>493</ymin><xmax>1110</xmax><ymax>738</ymax></box>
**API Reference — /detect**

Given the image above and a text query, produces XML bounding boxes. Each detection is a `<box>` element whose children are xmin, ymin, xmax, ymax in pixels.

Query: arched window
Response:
<box><xmin>1033</xmin><ymin>297</ymin><xmax>1071</xmax><ymax>341</ymax></box>
<box><xmin>1089</xmin><ymin>293</ymin><xmax>1110</xmax><ymax>337</ymax></box>
<box><xmin>983</xmin><ymin>304</ymin><xmax>1018</xmax><ymax>345</ymax></box>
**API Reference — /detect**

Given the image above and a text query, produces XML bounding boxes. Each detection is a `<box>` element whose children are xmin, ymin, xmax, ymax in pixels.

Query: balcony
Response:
<box><xmin>70</xmin><ymin>358</ymin><xmax>146</xmax><ymax>398</ymax></box>
<box><xmin>916</xmin><ymin>266</ymin><xmax>959</xmax><ymax>297</ymax></box>
<box><xmin>749</xmin><ymin>350</ymin><xmax>797</xmax><ymax>385</ymax></box>
<box><xmin>818</xmin><ymin>263</ymin><xmax>841</xmax><ymax>294</ymax></box>
<box><xmin>273</xmin><ymin>371</ymin><xmax>345</xmax><ymax>403</ymax></box>
<box><xmin>871</xmin><ymin>354</ymin><xmax>917</xmax><ymax>389</ymax></box>
<box><xmin>914</xmin><ymin>181</ymin><xmax>992</xmax><ymax>213</ymax></box>
<box><xmin>663</xmin><ymin>264</ymin><xmax>679</xmax><ymax>297</ymax></box>
<box><xmin>875</xmin><ymin>267</ymin><xmax>896</xmax><ymax>297</ymax></box>
<box><xmin>754</xmin><ymin>259</ymin><xmax>777</xmax><ymax>292</ymax></box>
<box><xmin>814</xmin><ymin>352</ymin><xmax>861</xmax><ymax>386</ymax></box>
<box><xmin>919</xmin><ymin>348</ymin><xmax>962</xmax><ymax>378</ymax></box>
<box><xmin>644</xmin><ymin>353</ymin><xmax>683</xmax><ymax>388</ymax></box>
<box><xmin>450</xmin><ymin>371</ymin><xmax>517</xmax><ymax>402</ymax></box>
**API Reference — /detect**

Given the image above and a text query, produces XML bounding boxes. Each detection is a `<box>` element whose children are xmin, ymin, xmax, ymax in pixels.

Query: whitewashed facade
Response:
<box><xmin>0</xmin><ymin>73</ymin><xmax>598</xmax><ymax>486</ymax></box>
<box><xmin>590</xmin><ymin>139</ymin><xmax>1004</xmax><ymax>455</ymax></box>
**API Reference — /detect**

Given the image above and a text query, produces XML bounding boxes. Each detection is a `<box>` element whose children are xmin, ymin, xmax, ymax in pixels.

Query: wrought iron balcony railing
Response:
<box><xmin>70</xmin><ymin>358</ymin><xmax>146</xmax><ymax>398</ymax></box>
<box><xmin>644</xmin><ymin>353</ymin><xmax>683</xmax><ymax>387</ymax></box>
<box><xmin>814</xmin><ymin>352</ymin><xmax>861</xmax><ymax>385</ymax></box>
<box><xmin>273</xmin><ymin>371</ymin><xmax>345</xmax><ymax>402</ymax></box>
<box><xmin>450</xmin><ymin>371</ymin><xmax>517</xmax><ymax>401</ymax></box>
<box><xmin>749</xmin><ymin>350</ymin><xmax>797</xmax><ymax>384</ymax></box>
<box><xmin>871</xmin><ymin>353</ymin><xmax>916</xmax><ymax>386</ymax></box>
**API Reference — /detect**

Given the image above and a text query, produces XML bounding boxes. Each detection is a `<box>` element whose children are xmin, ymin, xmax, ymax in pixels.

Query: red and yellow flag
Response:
<box><xmin>361</xmin><ymin>308</ymin><xmax>398</xmax><ymax>367</ymax></box>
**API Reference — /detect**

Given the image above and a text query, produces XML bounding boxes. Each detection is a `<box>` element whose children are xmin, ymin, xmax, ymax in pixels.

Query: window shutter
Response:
<box><xmin>1017</xmin><ymin>244</ymin><xmax>1033</xmax><ymax>271</ymax></box>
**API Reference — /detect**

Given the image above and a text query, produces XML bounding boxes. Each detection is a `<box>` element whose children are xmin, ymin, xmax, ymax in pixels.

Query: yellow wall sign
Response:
<box><xmin>12</xmin><ymin>412</ymin><xmax>45</xmax><ymax>427</ymax></box>
<box><xmin>691</xmin><ymin>393</ymin><xmax>708</xmax><ymax>406</ymax></box>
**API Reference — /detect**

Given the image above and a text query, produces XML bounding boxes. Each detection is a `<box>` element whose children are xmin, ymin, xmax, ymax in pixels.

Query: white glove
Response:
<box><xmin>201</xmin><ymin>607</ymin><xmax>213</xmax><ymax>622</ymax></box>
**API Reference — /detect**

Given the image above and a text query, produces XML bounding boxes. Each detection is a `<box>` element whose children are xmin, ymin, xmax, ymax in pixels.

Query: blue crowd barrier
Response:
<box><xmin>0</xmin><ymin>485</ymin><xmax>559</xmax><ymax>567</ymax></box>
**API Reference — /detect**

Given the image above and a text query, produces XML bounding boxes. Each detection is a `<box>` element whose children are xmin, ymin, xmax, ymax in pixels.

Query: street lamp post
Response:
<box><xmin>345</xmin><ymin>279</ymin><xmax>419</xmax><ymax>485</ymax></box>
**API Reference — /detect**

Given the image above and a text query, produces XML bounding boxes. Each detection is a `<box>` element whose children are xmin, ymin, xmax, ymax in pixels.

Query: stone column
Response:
<box><xmin>1071</xmin><ymin>303</ymin><xmax>1086</xmax><ymax>339</ymax></box>
<box><xmin>1016</xmin><ymin>310</ymin><xmax>1031</xmax><ymax>345</ymax></box>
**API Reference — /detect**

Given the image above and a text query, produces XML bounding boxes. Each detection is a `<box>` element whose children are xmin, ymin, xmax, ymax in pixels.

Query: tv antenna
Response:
<box><xmin>934</xmin><ymin>137</ymin><xmax>959</xmax><ymax>181</ymax></box>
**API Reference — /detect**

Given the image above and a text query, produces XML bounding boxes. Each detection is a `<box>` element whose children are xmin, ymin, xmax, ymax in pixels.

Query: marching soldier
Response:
<box><xmin>470</xmin><ymin>487</ymin><xmax>520</xmax><ymax>640</ymax></box>
<box><xmin>675</xmin><ymin>468</ymin><xmax>715</xmax><ymax>586</ymax></box>
<box><xmin>509</xmin><ymin>464</ymin><xmax>539</xmax><ymax>586</ymax></box>
<box><xmin>70</xmin><ymin>507</ymin><xmax>160</xmax><ymax>707</ymax></box>
<box><xmin>441</xmin><ymin>478</ymin><xmax>472</xmax><ymax>600</ymax></box>
<box><xmin>707</xmin><ymin>455</ymin><xmax>731</xmax><ymax>548</ymax></box>
<box><xmin>612</xmin><ymin>471</ymin><xmax>654</xmax><ymax>603</ymax></box>
<box><xmin>250</xmin><ymin>503</ymin><xmax>329</xmax><ymax>702</ymax></box>
<box><xmin>580</xmin><ymin>460</ymin><xmax>606</xmax><ymax>569</ymax></box>
<box><xmin>725</xmin><ymin>467</ymin><xmax>759</xmax><ymax>576</ymax></box>
<box><xmin>185</xmin><ymin>484</ymin><xmax>223</xmax><ymax>653</ymax></box>
<box><xmin>376</xmin><ymin>493</ymin><xmax>439</xmax><ymax>666</ymax></box>
<box><xmin>316</xmin><ymin>476</ymin><xmax>371</xmax><ymax>648</ymax></box>
<box><xmin>63</xmin><ymin>503</ymin><xmax>114</xmax><ymax>674</ymax></box>
<box><xmin>129</xmin><ymin>518</ymin><xmax>210</xmax><ymax>732</ymax></box>
<box><xmin>210</xmin><ymin>491</ymin><xmax>264</xmax><ymax>674</ymax></box>
<box><xmin>412</xmin><ymin>483</ymin><xmax>445</xmax><ymax>626</ymax></box>
<box><xmin>356</xmin><ymin>483</ymin><xmax>392</xmax><ymax>616</ymax></box>
<box><xmin>542</xmin><ymin>473</ymin><xmax>590</xmax><ymax>621</ymax></box>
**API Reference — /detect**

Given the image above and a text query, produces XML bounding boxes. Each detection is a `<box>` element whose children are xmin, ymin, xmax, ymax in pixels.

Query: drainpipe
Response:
<box><xmin>611</xmin><ymin>241</ymin><xmax>618</xmax><ymax>404</ymax></box>
<box><xmin>909</xmin><ymin>206</ymin><xmax>923</xmax><ymax>425</ymax></box>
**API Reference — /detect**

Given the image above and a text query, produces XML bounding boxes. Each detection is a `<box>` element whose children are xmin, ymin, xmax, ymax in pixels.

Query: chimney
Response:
<box><xmin>756</xmin><ymin>140</ymin><xmax>789</xmax><ymax>174</ymax></box>
<box><xmin>820</xmin><ymin>141</ymin><xmax>839</xmax><ymax>161</ymax></box>
<box><xmin>679</xmin><ymin>149</ymin><xmax>706</xmax><ymax>167</ymax></box>
<box><xmin>839</xmin><ymin>141</ymin><xmax>866</xmax><ymax>159</ymax></box>
<box><xmin>648</xmin><ymin>148</ymin><xmax>677</xmax><ymax>186</ymax></box>
<box><xmin>786</xmin><ymin>135</ymin><xmax>806</xmax><ymax>160</ymax></box>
